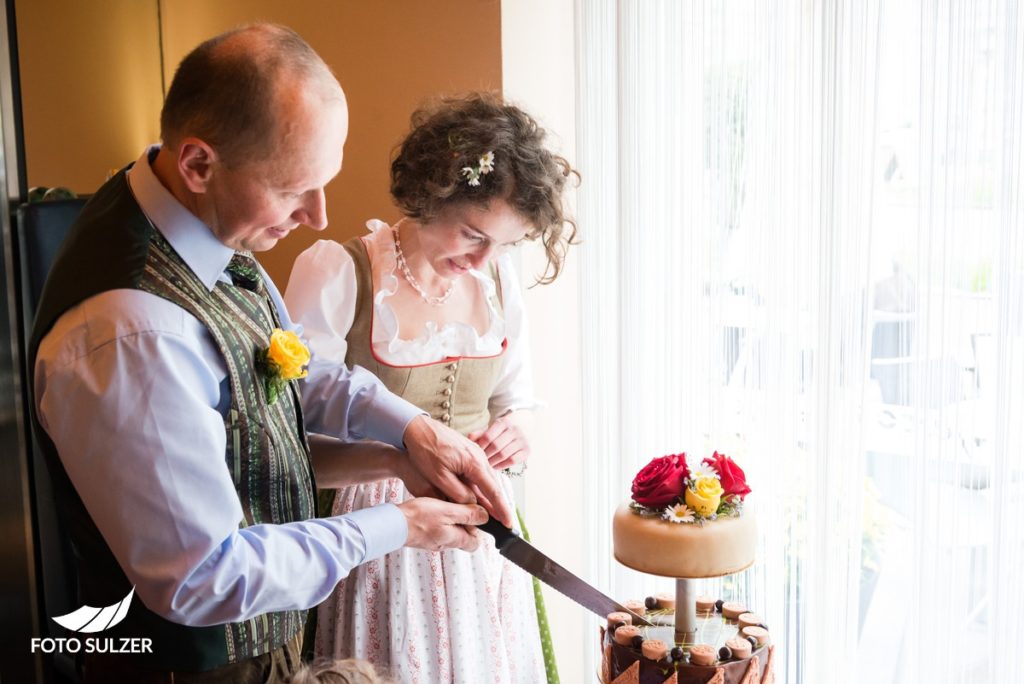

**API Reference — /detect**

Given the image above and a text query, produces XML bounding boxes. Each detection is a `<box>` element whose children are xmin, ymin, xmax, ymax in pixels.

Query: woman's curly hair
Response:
<box><xmin>390</xmin><ymin>93</ymin><xmax>579</xmax><ymax>284</ymax></box>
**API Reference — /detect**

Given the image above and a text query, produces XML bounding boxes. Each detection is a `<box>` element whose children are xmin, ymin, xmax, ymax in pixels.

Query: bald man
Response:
<box><xmin>31</xmin><ymin>24</ymin><xmax>511</xmax><ymax>682</ymax></box>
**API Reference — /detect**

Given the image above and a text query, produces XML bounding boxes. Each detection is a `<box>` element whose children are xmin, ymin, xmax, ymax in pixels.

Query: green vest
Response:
<box><xmin>29</xmin><ymin>169</ymin><xmax>314</xmax><ymax>671</ymax></box>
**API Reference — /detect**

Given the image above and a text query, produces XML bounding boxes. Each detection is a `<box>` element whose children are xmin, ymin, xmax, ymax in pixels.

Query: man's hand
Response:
<box><xmin>403</xmin><ymin>415</ymin><xmax>514</xmax><ymax>527</ymax></box>
<box><xmin>468</xmin><ymin>412</ymin><xmax>532</xmax><ymax>471</ymax></box>
<box><xmin>397</xmin><ymin>498</ymin><xmax>488</xmax><ymax>552</ymax></box>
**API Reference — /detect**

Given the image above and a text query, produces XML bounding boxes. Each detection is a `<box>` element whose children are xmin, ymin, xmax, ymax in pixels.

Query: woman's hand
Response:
<box><xmin>468</xmin><ymin>411</ymin><xmax>533</xmax><ymax>472</ymax></box>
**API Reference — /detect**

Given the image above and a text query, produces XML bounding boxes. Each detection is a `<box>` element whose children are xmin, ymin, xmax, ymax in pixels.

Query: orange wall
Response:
<box><xmin>17</xmin><ymin>0</ymin><xmax>502</xmax><ymax>286</ymax></box>
<box><xmin>15</xmin><ymin>0</ymin><xmax>164</xmax><ymax>194</ymax></box>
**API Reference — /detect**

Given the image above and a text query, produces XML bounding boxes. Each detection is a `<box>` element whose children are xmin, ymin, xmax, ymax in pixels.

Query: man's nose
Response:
<box><xmin>295</xmin><ymin>188</ymin><xmax>328</xmax><ymax>230</ymax></box>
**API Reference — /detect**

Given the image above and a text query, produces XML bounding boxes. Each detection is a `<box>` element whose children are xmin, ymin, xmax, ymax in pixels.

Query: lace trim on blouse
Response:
<box><xmin>364</xmin><ymin>219</ymin><xmax>507</xmax><ymax>365</ymax></box>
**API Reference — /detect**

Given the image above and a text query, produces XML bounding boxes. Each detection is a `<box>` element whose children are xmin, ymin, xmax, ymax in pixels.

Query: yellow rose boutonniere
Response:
<box><xmin>257</xmin><ymin>328</ymin><xmax>310</xmax><ymax>405</ymax></box>
<box><xmin>685</xmin><ymin>475</ymin><xmax>724</xmax><ymax>518</ymax></box>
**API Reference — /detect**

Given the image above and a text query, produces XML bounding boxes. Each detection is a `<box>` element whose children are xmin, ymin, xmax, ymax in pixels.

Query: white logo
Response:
<box><xmin>51</xmin><ymin>587</ymin><xmax>135</xmax><ymax>633</ymax></box>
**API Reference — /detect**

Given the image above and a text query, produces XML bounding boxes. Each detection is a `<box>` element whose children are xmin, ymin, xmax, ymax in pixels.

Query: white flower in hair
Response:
<box><xmin>462</xmin><ymin>167</ymin><xmax>482</xmax><ymax>186</ymax></box>
<box><xmin>479</xmin><ymin>151</ymin><xmax>495</xmax><ymax>173</ymax></box>
<box><xmin>461</xmin><ymin>151</ymin><xmax>495</xmax><ymax>187</ymax></box>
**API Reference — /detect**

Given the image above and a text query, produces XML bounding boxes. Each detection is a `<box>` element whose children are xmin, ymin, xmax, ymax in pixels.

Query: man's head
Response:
<box><xmin>157</xmin><ymin>24</ymin><xmax>348</xmax><ymax>251</ymax></box>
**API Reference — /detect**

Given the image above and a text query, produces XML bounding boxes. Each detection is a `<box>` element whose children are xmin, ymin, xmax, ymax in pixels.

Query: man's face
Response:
<box><xmin>202</xmin><ymin>91</ymin><xmax>348</xmax><ymax>252</ymax></box>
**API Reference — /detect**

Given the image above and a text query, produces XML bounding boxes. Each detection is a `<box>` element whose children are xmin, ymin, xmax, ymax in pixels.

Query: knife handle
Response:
<box><xmin>477</xmin><ymin>516</ymin><xmax>519</xmax><ymax>551</ymax></box>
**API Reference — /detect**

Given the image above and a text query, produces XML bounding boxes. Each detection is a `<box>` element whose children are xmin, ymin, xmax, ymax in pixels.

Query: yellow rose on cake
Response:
<box><xmin>685</xmin><ymin>475</ymin><xmax>724</xmax><ymax>517</ymax></box>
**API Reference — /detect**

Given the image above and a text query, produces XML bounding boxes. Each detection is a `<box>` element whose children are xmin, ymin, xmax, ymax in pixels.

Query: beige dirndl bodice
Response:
<box><xmin>340</xmin><ymin>236</ymin><xmax>506</xmax><ymax>434</ymax></box>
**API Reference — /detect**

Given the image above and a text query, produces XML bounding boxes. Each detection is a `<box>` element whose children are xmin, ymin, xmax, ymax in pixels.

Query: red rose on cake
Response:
<box><xmin>631</xmin><ymin>453</ymin><xmax>689</xmax><ymax>508</ymax></box>
<box><xmin>703</xmin><ymin>451</ymin><xmax>751</xmax><ymax>501</ymax></box>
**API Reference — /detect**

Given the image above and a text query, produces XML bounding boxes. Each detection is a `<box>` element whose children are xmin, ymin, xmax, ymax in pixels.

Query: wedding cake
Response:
<box><xmin>602</xmin><ymin>452</ymin><xmax>773</xmax><ymax>684</ymax></box>
<box><xmin>613</xmin><ymin>452</ymin><xmax>756</xmax><ymax>578</ymax></box>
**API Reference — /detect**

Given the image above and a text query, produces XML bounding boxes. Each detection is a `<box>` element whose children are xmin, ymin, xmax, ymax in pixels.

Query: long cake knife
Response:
<box><xmin>478</xmin><ymin>517</ymin><xmax>653</xmax><ymax>627</ymax></box>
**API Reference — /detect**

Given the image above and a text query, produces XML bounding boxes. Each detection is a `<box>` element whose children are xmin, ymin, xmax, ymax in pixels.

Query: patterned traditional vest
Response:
<box><xmin>29</xmin><ymin>169</ymin><xmax>314</xmax><ymax>671</ymax></box>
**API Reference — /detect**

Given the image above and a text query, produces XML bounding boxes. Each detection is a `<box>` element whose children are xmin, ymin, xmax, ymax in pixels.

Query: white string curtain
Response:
<box><xmin>576</xmin><ymin>1</ymin><xmax>1024</xmax><ymax>683</ymax></box>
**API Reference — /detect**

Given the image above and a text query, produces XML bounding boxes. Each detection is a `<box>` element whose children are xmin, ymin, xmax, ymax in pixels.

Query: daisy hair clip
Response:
<box><xmin>461</xmin><ymin>151</ymin><xmax>495</xmax><ymax>186</ymax></box>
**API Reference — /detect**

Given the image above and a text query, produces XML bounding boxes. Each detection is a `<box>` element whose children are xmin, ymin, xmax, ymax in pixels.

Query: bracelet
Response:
<box><xmin>502</xmin><ymin>462</ymin><xmax>528</xmax><ymax>477</ymax></box>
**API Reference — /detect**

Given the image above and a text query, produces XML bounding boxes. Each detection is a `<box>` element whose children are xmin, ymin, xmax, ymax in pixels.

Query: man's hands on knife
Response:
<box><xmin>403</xmin><ymin>415</ymin><xmax>514</xmax><ymax>527</ymax></box>
<box><xmin>398</xmin><ymin>498</ymin><xmax>488</xmax><ymax>552</ymax></box>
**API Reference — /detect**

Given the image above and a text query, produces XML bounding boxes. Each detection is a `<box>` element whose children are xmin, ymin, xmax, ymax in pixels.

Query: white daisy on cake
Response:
<box><xmin>662</xmin><ymin>503</ymin><xmax>696</xmax><ymax>524</ymax></box>
<box><xmin>688</xmin><ymin>460</ymin><xmax>720</xmax><ymax>482</ymax></box>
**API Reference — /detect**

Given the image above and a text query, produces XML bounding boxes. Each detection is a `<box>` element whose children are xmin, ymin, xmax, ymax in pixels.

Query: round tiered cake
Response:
<box><xmin>602</xmin><ymin>452</ymin><xmax>773</xmax><ymax>684</ymax></box>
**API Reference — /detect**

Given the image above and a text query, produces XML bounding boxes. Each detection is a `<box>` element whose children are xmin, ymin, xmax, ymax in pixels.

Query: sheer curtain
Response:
<box><xmin>576</xmin><ymin>2</ymin><xmax>1024</xmax><ymax>682</ymax></box>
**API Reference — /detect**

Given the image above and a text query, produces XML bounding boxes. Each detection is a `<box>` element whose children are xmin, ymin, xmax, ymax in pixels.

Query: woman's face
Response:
<box><xmin>417</xmin><ymin>200</ymin><xmax>532</xmax><ymax>279</ymax></box>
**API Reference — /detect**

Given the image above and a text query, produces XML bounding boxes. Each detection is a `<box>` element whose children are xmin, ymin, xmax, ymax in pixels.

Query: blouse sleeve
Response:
<box><xmin>488</xmin><ymin>254</ymin><xmax>543</xmax><ymax>418</ymax></box>
<box><xmin>283</xmin><ymin>240</ymin><xmax>358</xmax><ymax>368</ymax></box>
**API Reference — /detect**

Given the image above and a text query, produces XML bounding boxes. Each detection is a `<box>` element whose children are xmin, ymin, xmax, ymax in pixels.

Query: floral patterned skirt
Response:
<box><xmin>314</xmin><ymin>476</ymin><xmax>546</xmax><ymax>684</ymax></box>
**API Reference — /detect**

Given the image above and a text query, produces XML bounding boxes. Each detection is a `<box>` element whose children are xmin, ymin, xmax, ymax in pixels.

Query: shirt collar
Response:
<box><xmin>127</xmin><ymin>145</ymin><xmax>234</xmax><ymax>291</ymax></box>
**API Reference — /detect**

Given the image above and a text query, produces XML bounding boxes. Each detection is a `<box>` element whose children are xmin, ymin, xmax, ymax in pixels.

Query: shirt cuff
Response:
<box><xmin>363</xmin><ymin>392</ymin><xmax>426</xmax><ymax>448</ymax></box>
<box><xmin>345</xmin><ymin>503</ymin><xmax>407</xmax><ymax>562</ymax></box>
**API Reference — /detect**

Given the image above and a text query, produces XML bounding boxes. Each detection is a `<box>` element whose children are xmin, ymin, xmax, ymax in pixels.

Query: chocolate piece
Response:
<box><xmin>741</xmin><ymin>625</ymin><xmax>770</xmax><ymax>647</ymax></box>
<box><xmin>689</xmin><ymin>643</ymin><xmax>716</xmax><ymax>666</ymax></box>
<box><xmin>623</xmin><ymin>599</ymin><xmax>646</xmax><ymax>616</ymax></box>
<box><xmin>631</xmin><ymin>634</ymin><xmax>644</xmax><ymax>649</ymax></box>
<box><xmin>655</xmin><ymin>592</ymin><xmax>675</xmax><ymax>610</ymax></box>
<box><xmin>725</xmin><ymin>636</ymin><xmax>752</xmax><ymax>659</ymax></box>
<box><xmin>610</xmin><ymin>660</ymin><xmax>640</xmax><ymax>684</ymax></box>
<box><xmin>721</xmin><ymin>601</ymin><xmax>746</xmax><ymax>619</ymax></box>
<box><xmin>613</xmin><ymin>624</ymin><xmax>641</xmax><ymax>646</ymax></box>
<box><xmin>763</xmin><ymin>645</ymin><xmax>776</xmax><ymax>684</ymax></box>
<box><xmin>641</xmin><ymin>638</ymin><xmax>669</xmax><ymax>661</ymax></box>
<box><xmin>739</xmin><ymin>654</ymin><xmax>760</xmax><ymax>684</ymax></box>
<box><xmin>607</xmin><ymin>611</ymin><xmax>632</xmax><ymax>629</ymax></box>
<box><xmin>696</xmin><ymin>595</ymin><xmax>716</xmax><ymax>616</ymax></box>
<box><xmin>737</xmin><ymin>612</ymin><xmax>762</xmax><ymax>631</ymax></box>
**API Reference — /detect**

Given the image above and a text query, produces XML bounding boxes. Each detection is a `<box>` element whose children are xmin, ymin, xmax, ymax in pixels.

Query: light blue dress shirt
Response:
<box><xmin>33</xmin><ymin>148</ymin><xmax>422</xmax><ymax>627</ymax></box>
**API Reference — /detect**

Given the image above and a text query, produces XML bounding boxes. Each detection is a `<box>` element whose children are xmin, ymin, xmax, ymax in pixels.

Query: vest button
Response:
<box><xmin>446</xmin><ymin>375</ymin><xmax>455</xmax><ymax>383</ymax></box>
<box><xmin>443</xmin><ymin>388</ymin><xmax>452</xmax><ymax>396</ymax></box>
<box><xmin>442</xmin><ymin>400</ymin><xmax>451</xmax><ymax>409</ymax></box>
<box><xmin>448</xmin><ymin>362</ymin><xmax>458</xmax><ymax>371</ymax></box>
<box><xmin>442</xmin><ymin>413</ymin><xmax>451</xmax><ymax>422</ymax></box>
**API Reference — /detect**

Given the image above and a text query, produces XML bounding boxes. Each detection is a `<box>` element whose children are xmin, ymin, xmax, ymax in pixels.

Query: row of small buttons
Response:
<box><xmin>438</xmin><ymin>362</ymin><xmax>458</xmax><ymax>424</ymax></box>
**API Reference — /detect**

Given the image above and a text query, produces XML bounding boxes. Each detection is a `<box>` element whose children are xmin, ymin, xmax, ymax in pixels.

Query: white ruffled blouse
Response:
<box><xmin>285</xmin><ymin>219</ymin><xmax>539</xmax><ymax>417</ymax></box>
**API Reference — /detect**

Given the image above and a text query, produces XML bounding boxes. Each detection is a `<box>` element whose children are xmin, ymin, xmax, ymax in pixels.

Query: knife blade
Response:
<box><xmin>478</xmin><ymin>516</ymin><xmax>653</xmax><ymax>627</ymax></box>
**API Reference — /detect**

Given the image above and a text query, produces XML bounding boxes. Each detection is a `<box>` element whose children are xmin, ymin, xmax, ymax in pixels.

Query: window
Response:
<box><xmin>577</xmin><ymin>2</ymin><xmax>1024</xmax><ymax>681</ymax></box>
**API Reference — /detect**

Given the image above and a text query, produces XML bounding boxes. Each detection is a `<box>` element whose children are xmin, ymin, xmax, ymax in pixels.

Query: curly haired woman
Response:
<box><xmin>285</xmin><ymin>93</ymin><xmax>577</xmax><ymax>683</ymax></box>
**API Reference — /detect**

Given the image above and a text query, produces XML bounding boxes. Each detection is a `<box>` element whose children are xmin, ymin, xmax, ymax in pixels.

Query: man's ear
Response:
<box><xmin>177</xmin><ymin>138</ymin><xmax>218</xmax><ymax>193</ymax></box>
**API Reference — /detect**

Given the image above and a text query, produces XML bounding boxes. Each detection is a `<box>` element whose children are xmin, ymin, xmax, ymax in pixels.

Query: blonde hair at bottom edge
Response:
<box><xmin>287</xmin><ymin>658</ymin><xmax>393</xmax><ymax>684</ymax></box>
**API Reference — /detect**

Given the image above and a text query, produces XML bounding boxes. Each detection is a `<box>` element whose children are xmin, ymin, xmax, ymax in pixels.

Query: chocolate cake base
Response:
<box><xmin>600</xmin><ymin>617</ymin><xmax>775</xmax><ymax>684</ymax></box>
